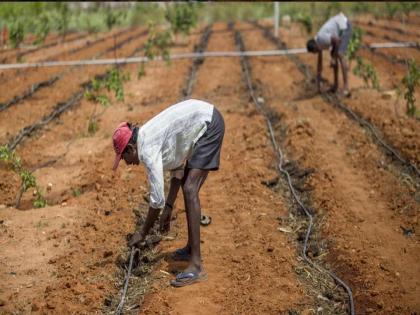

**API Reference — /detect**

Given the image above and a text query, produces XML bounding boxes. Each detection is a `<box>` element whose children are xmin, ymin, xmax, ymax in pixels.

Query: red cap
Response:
<box><xmin>112</xmin><ymin>122</ymin><xmax>133</xmax><ymax>170</ymax></box>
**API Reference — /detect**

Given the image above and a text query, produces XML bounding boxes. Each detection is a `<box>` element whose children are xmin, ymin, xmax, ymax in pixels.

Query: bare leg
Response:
<box><xmin>182</xmin><ymin>168</ymin><xmax>209</xmax><ymax>273</ymax></box>
<box><xmin>338</xmin><ymin>54</ymin><xmax>349</xmax><ymax>93</ymax></box>
<box><xmin>332</xmin><ymin>58</ymin><xmax>339</xmax><ymax>92</ymax></box>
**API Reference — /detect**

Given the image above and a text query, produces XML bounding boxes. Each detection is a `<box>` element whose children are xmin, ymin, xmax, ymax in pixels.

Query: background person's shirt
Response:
<box><xmin>137</xmin><ymin>99</ymin><xmax>214</xmax><ymax>209</ymax></box>
<box><xmin>315</xmin><ymin>13</ymin><xmax>348</xmax><ymax>50</ymax></box>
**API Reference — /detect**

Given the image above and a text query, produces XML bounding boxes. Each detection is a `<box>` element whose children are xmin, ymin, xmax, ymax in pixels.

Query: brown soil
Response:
<box><xmin>273</xmin><ymin>21</ymin><xmax>420</xmax><ymax>170</ymax></box>
<box><xmin>1</xmin><ymin>19</ymin><xmax>419</xmax><ymax>315</ymax></box>
<box><xmin>238</xmin><ymin>21</ymin><xmax>420</xmax><ymax>315</ymax></box>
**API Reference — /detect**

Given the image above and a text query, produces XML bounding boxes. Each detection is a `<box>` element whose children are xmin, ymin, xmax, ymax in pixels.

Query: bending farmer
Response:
<box><xmin>306</xmin><ymin>12</ymin><xmax>352</xmax><ymax>96</ymax></box>
<box><xmin>112</xmin><ymin>99</ymin><xmax>225</xmax><ymax>287</ymax></box>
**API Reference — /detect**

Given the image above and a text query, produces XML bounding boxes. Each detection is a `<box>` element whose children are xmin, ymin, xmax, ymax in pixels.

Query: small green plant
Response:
<box><xmin>0</xmin><ymin>145</ymin><xmax>46</xmax><ymax>208</ymax></box>
<box><xmin>105</xmin><ymin>7</ymin><xmax>125</xmax><ymax>31</ymax></box>
<box><xmin>346</xmin><ymin>27</ymin><xmax>363</xmax><ymax>64</ymax></box>
<box><xmin>33</xmin><ymin>12</ymin><xmax>50</xmax><ymax>45</ymax></box>
<box><xmin>9</xmin><ymin>19</ymin><xmax>24</xmax><ymax>48</ymax></box>
<box><xmin>144</xmin><ymin>24</ymin><xmax>171</xmax><ymax>64</ymax></box>
<box><xmin>353</xmin><ymin>56</ymin><xmax>380</xmax><ymax>90</ymax></box>
<box><xmin>34</xmin><ymin>189</ymin><xmax>47</xmax><ymax>208</ymax></box>
<box><xmin>296</xmin><ymin>13</ymin><xmax>312</xmax><ymax>34</ymax></box>
<box><xmin>385</xmin><ymin>3</ymin><xmax>399</xmax><ymax>19</ymax></box>
<box><xmin>53</xmin><ymin>3</ymin><xmax>70</xmax><ymax>40</ymax></box>
<box><xmin>104</xmin><ymin>68</ymin><xmax>130</xmax><ymax>102</ymax></box>
<box><xmin>87</xmin><ymin>119</ymin><xmax>99</xmax><ymax>135</ymax></box>
<box><xmin>71</xmin><ymin>187</ymin><xmax>81</xmax><ymax>197</ymax></box>
<box><xmin>165</xmin><ymin>3</ymin><xmax>198</xmax><ymax>37</ymax></box>
<box><xmin>401</xmin><ymin>60</ymin><xmax>419</xmax><ymax>117</ymax></box>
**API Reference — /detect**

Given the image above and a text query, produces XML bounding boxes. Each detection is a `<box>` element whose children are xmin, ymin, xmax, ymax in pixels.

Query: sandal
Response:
<box><xmin>200</xmin><ymin>214</ymin><xmax>212</xmax><ymax>226</ymax></box>
<box><xmin>170</xmin><ymin>271</ymin><xmax>207</xmax><ymax>287</ymax></box>
<box><xmin>171</xmin><ymin>247</ymin><xmax>191</xmax><ymax>261</ymax></box>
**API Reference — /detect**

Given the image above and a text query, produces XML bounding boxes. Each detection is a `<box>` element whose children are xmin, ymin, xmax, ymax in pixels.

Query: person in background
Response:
<box><xmin>306</xmin><ymin>12</ymin><xmax>352</xmax><ymax>96</ymax></box>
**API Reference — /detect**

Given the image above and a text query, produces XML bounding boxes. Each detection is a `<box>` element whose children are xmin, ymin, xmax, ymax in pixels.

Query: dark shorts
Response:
<box><xmin>187</xmin><ymin>107</ymin><xmax>225</xmax><ymax>171</ymax></box>
<box><xmin>339</xmin><ymin>21</ymin><xmax>352</xmax><ymax>55</ymax></box>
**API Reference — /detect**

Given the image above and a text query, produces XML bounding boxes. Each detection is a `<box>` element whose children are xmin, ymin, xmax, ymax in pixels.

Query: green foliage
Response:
<box><xmin>353</xmin><ymin>57</ymin><xmax>380</xmax><ymax>90</ymax></box>
<box><xmin>144</xmin><ymin>24</ymin><xmax>171</xmax><ymax>64</ymax></box>
<box><xmin>88</xmin><ymin>119</ymin><xmax>99</xmax><ymax>135</ymax></box>
<box><xmin>0</xmin><ymin>145</ymin><xmax>21</xmax><ymax>170</ymax></box>
<box><xmin>33</xmin><ymin>12</ymin><xmax>50</xmax><ymax>45</ymax></box>
<box><xmin>33</xmin><ymin>189</ymin><xmax>47</xmax><ymax>208</ymax></box>
<box><xmin>53</xmin><ymin>2</ymin><xmax>70</xmax><ymax>38</ymax></box>
<box><xmin>346</xmin><ymin>27</ymin><xmax>363</xmax><ymax>62</ymax></box>
<box><xmin>71</xmin><ymin>187</ymin><xmax>82</xmax><ymax>197</ymax></box>
<box><xmin>129</xmin><ymin>3</ymin><xmax>165</xmax><ymax>26</ymax></box>
<box><xmin>20</xmin><ymin>169</ymin><xmax>36</xmax><ymax>191</ymax></box>
<box><xmin>385</xmin><ymin>3</ymin><xmax>399</xmax><ymax>19</ymax></box>
<box><xmin>105</xmin><ymin>7</ymin><xmax>125</xmax><ymax>31</ymax></box>
<box><xmin>0</xmin><ymin>145</ymin><xmax>46</xmax><ymax>208</ymax></box>
<box><xmin>401</xmin><ymin>60</ymin><xmax>419</xmax><ymax>117</ymax></box>
<box><xmin>104</xmin><ymin>68</ymin><xmax>130</xmax><ymax>101</ymax></box>
<box><xmin>296</xmin><ymin>13</ymin><xmax>312</xmax><ymax>34</ymax></box>
<box><xmin>165</xmin><ymin>3</ymin><xmax>198</xmax><ymax>36</ymax></box>
<box><xmin>85</xmin><ymin>68</ymin><xmax>129</xmax><ymax>104</ymax></box>
<box><xmin>399</xmin><ymin>2</ymin><xmax>419</xmax><ymax>18</ymax></box>
<box><xmin>9</xmin><ymin>19</ymin><xmax>25</xmax><ymax>48</ymax></box>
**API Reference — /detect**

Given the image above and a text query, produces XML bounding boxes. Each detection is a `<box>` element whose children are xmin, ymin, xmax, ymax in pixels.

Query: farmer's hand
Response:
<box><xmin>159</xmin><ymin>204</ymin><xmax>173</xmax><ymax>233</ymax></box>
<box><xmin>128</xmin><ymin>231</ymin><xmax>145</xmax><ymax>248</ymax></box>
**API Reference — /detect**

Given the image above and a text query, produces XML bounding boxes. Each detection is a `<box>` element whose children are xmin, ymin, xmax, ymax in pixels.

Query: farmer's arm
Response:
<box><xmin>159</xmin><ymin>176</ymin><xmax>182</xmax><ymax>232</ymax></box>
<box><xmin>129</xmin><ymin>156</ymin><xmax>165</xmax><ymax>247</ymax></box>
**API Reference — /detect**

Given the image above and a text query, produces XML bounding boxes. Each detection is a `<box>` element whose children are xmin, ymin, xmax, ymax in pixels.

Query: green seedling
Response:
<box><xmin>401</xmin><ymin>60</ymin><xmax>419</xmax><ymax>117</ymax></box>
<box><xmin>296</xmin><ymin>13</ymin><xmax>312</xmax><ymax>34</ymax></box>
<box><xmin>165</xmin><ymin>3</ymin><xmax>198</xmax><ymax>38</ymax></box>
<box><xmin>0</xmin><ymin>145</ymin><xmax>46</xmax><ymax>208</ymax></box>
<box><xmin>347</xmin><ymin>27</ymin><xmax>363</xmax><ymax>64</ymax></box>
<box><xmin>33</xmin><ymin>12</ymin><xmax>50</xmax><ymax>45</ymax></box>
<box><xmin>88</xmin><ymin>119</ymin><xmax>99</xmax><ymax>135</ymax></box>
<box><xmin>144</xmin><ymin>23</ymin><xmax>172</xmax><ymax>64</ymax></box>
<box><xmin>72</xmin><ymin>187</ymin><xmax>82</xmax><ymax>197</ymax></box>
<box><xmin>34</xmin><ymin>189</ymin><xmax>47</xmax><ymax>208</ymax></box>
<box><xmin>353</xmin><ymin>56</ymin><xmax>380</xmax><ymax>90</ymax></box>
<box><xmin>9</xmin><ymin>19</ymin><xmax>24</xmax><ymax>49</ymax></box>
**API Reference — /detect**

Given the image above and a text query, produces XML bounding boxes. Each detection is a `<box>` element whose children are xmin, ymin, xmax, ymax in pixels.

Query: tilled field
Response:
<box><xmin>0</xmin><ymin>18</ymin><xmax>419</xmax><ymax>315</ymax></box>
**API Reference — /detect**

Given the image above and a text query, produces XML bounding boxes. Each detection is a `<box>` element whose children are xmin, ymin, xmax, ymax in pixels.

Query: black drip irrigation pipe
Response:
<box><xmin>355</xmin><ymin>20</ymin><xmax>420</xmax><ymax>41</ymax></box>
<box><xmin>364</xmin><ymin>45</ymin><xmax>413</xmax><ymax>67</ymax></box>
<box><xmin>253</xmin><ymin>21</ymin><xmax>420</xmax><ymax>180</ymax></box>
<box><xmin>362</xmin><ymin>29</ymin><xmax>420</xmax><ymax>52</ymax></box>
<box><xmin>113</xmin><ymin>25</ymin><xmax>214</xmax><ymax>314</ymax></box>
<box><xmin>0</xmin><ymin>29</ymin><xmax>148</xmax><ymax>114</ymax></box>
<box><xmin>115</xmin><ymin>247</ymin><xmax>137</xmax><ymax>315</ymax></box>
<box><xmin>182</xmin><ymin>25</ymin><xmax>213</xmax><ymax>99</ymax></box>
<box><xmin>231</xmin><ymin>24</ymin><xmax>356</xmax><ymax>315</ymax></box>
<box><xmin>16</xmin><ymin>32</ymin><xmax>90</xmax><ymax>60</ymax></box>
<box><xmin>0</xmin><ymin>75</ymin><xmax>60</xmax><ymax>112</ymax></box>
<box><xmin>6</xmin><ymin>29</ymin><xmax>148</xmax><ymax>150</ymax></box>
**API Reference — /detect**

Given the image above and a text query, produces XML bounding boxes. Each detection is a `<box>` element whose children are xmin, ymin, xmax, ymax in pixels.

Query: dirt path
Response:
<box><xmin>0</xmin><ymin>25</ymin><xmax>207</xmax><ymax>314</ymax></box>
<box><xmin>140</xmin><ymin>22</ymin><xmax>310</xmax><ymax>315</ymax></box>
<box><xmin>0</xmin><ymin>29</ymin><xmax>146</xmax><ymax>148</ymax></box>
<box><xmin>0</xmin><ymin>31</ymin><xmax>87</xmax><ymax>63</ymax></box>
<box><xmin>240</xmin><ymin>22</ymin><xmax>420</xmax><ymax>315</ymax></box>
<box><xmin>270</xmin><ymin>21</ymin><xmax>420</xmax><ymax>171</ymax></box>
<box><xmin>0</xmin><ymin>28</ymin><xmax>143</xmax><ymax>104</ymax></box>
